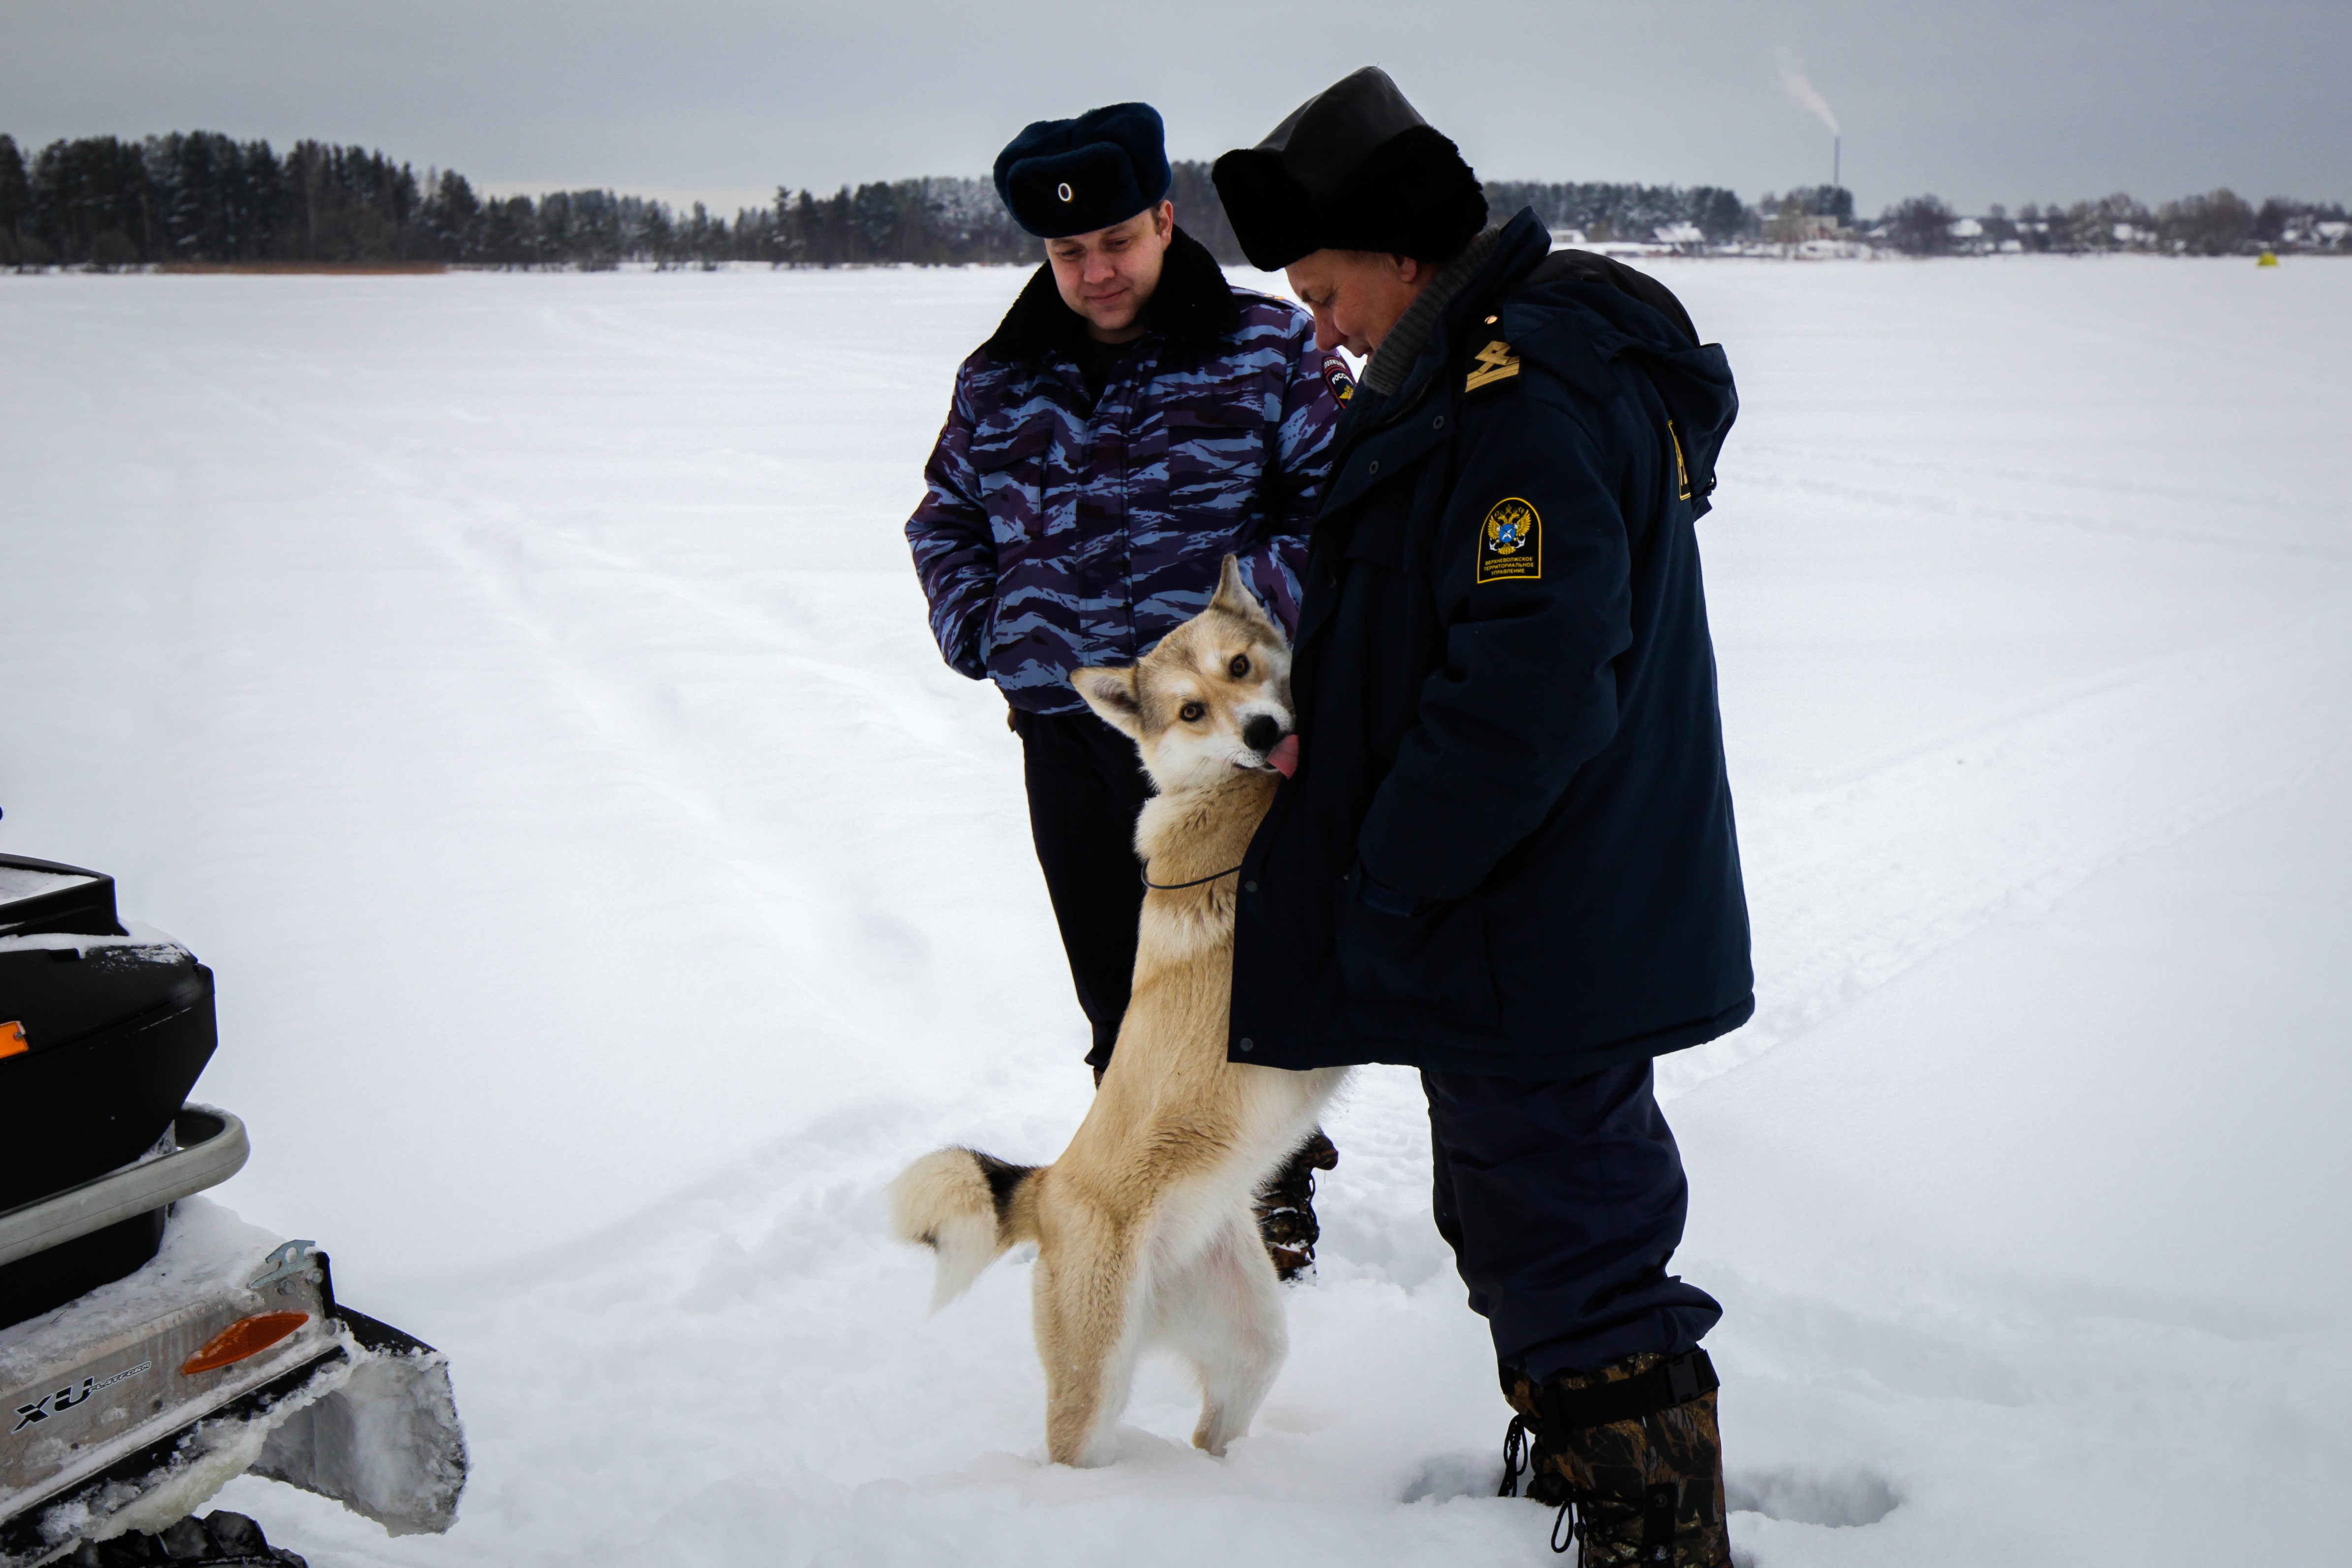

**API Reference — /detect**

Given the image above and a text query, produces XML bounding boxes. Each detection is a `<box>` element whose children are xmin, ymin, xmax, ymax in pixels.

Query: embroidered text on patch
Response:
<box><xmin>1465</xmin><ymin>340</ymin><xmax>1521</xmax><ymax>392</ymax></box>
<box><xmin>1476</xmin><ymin>497</ymin><xmax>1543</xmax><ymax>584</ymax></box>
<box><xmin>1321</xmin><ymin>353</ymin><xmax>1355</xmax><ymax>405</ymax></box>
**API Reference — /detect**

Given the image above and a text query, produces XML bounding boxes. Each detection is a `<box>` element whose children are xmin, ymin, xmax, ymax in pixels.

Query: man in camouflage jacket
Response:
<box><xmin>905</xmin><ymin>103</ymin><xmax>1347</xmax><ymax>1271</ymax></box>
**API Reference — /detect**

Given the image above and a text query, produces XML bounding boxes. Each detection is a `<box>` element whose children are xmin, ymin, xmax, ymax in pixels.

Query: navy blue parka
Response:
<box><xmin>1231</xmin><ymin>211</ymin><xmax>1753</xmax><ymax>1079</ymax></box>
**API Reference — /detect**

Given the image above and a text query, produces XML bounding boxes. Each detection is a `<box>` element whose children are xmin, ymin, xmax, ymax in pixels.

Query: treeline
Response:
<box><xmin>1487</xmin><ymin>180</ymin><xmax>1754</xmax><ymax>244</ymax></box>
<box><xmin>3</xmin><ymin>129</ymin><xmax>2344</xmax><ymax>270</ymax></box>
<box><xmin>0</xmin><ymin>129</ymin><xmax>1835</xmax><ymax>269</ymax></box>
<box><xmin>1</xmin><ymin>133</ymin><xmax>444</xmax><ymax>268</ymax></box>
<box><xmin>0</xmin><ymin>131</ymin><xmax>1041</xmax><ymax>269</ymax></box>
<box><xmin>1872</xmin><ymin>190</ymin><xmax>2348</xmax><ymax>256</ymax></box>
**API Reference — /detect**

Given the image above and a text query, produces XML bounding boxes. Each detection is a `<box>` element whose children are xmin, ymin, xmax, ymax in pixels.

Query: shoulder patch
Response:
<box><xmin>1475</xmin><ymin>498</ymin><xmax>1542</xmax><ymax>584</ymax></box>
<box><xmin>1465</xmin><ymin>339</ymin><xmax>1520</xmax><ymax>393</ymax></box>
<box><xmin>1321</xmin><ymin>352</ymin><xmax>1355</xmax><ymax>406</ymax></box>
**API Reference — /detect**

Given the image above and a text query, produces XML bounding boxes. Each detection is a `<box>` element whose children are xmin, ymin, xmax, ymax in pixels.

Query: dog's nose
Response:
<box><xmin>1242</xmin><ymin>714</ymin><xmax>1286</xmax><ymax>755</ymax></box>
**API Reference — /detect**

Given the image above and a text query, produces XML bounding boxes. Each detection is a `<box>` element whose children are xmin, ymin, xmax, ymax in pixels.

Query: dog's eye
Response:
<box><xmin>1228</xmin><ymin>655</ymin><xmax>1251</xmax><ymax>679</ymax></box>
<box><xmin>1179</xmin><ymin>702</ymin><xmax>1206</xmax><ymax>723</ymax></box>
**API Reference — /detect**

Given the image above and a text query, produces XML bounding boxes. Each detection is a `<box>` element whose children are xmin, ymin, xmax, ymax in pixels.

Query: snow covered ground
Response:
<box><xmin>3</xmin><ymin>253</ymin><xmax>2349</xmax><ymax>1565</ymax></box>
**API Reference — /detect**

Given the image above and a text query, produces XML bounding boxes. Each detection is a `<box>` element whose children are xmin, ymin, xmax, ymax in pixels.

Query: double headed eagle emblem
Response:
<box><xmin>1485</xmin><ymin>501</ymin><xmax>1535</xmax><ymax>555</ymax></box>
<box><xmin>1476</xmin><ymin>497</ymin><xmax>1542</xmax><ymax>584</ymax></box>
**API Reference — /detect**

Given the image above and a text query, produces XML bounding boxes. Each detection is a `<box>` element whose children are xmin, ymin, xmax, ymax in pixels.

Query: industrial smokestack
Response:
<box><xmin>1775</xmin><ymin>46</ymin><xmax>1844</xmax><ymax>208</ymax></box>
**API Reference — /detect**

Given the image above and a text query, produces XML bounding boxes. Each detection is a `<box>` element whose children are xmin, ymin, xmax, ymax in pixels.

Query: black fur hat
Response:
<box><xmin>1212</xmin><ymin>68</ymin><xmax>1487</xmax><ymax>271</ymax></box>
<box><xmin>994</xmin><ymin>102</ymin><xmax>1172</xmax><ymax>240</ymax></box>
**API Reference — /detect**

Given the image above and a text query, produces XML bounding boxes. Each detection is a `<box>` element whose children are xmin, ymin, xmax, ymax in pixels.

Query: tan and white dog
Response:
<box><xmin>890</xmin><ymin>556</ymin><xmax>1347</xmax><ymax>1468</ymax></box>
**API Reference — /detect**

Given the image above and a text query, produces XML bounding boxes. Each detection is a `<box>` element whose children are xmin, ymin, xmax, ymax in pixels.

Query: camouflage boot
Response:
<box><xmin>1253</xmin><ymin>1129</ymin><xmax>1338</xmax><ymax>1281</ymax></box>
<box><xmin>1497</xmin><ymin>1350</ymin><xmax>1730</xmax><ymax>1566</ymax></box>
<box><xmin>1500</xmin><ymin>1366</ymin><xmax>1572</xmax><ymax>1508</ymax></box>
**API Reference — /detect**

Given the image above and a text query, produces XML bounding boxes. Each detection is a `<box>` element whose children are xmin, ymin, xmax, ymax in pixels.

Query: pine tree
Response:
<box><xmin>27</xmin><ymin>136</ymin><xmax>152</xmax><ymax>265</ymax></box>
<box><xmin>641</xmin><ymin>203</ymin><xmax>674</xmax><ymax>268</ymax></box>
<box><xmin>421</xmin><ymin>169</ymin><xmax>482</xmax><ymax>261</ymax></box>
<box><xmin>789</xmin><ymin>189</ymin><xmax>821</xmax><ymax>264</ymax></box>
<box><xmin>0</xmin><ymin>135</ymin><xmax>29</xmax><ymax>264</ymax></box>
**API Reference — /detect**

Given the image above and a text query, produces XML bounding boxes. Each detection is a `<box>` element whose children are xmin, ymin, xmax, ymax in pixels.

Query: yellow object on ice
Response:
<box><xmin>2257</xmin><ymin>251</ymin><xmax>2280</xmax><ymax>267</ymax></box>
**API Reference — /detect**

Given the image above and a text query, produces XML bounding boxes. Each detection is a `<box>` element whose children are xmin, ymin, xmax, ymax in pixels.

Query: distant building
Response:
<box><xmin>1766</xmin><ymin>210</ymin><xmax>1844</xmax><ymax>244</ymax></box>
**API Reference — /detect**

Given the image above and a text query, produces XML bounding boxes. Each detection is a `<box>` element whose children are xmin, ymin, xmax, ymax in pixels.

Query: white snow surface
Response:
<box><xmin>3</xmin><ymin>256</ymin><xmax>2349</xmax><ymax>1564</ymax></box>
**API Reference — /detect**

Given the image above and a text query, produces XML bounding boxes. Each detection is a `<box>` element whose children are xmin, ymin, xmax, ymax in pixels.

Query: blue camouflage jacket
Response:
<box><xmin>906</xmin><ymin>229</ymin><xmax>1346</xmax><ymax>714</ymax></box>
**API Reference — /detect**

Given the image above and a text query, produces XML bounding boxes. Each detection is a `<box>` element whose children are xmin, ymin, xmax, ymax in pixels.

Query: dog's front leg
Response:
<box><xmin>1161</xmin><ymin>1204</ymin><xmax>1288</xmax><ymax>1457</ymax></box>
<box><xmin>1033</xmin><ymin>1229</ymin><xmax>1143</xmax><ymax>1467</ymax></box>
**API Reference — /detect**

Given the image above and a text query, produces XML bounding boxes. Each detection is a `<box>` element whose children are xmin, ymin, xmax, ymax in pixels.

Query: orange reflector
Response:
<box><xmin>0</xmin><ymin>1022</ymin><xmax>25</xmax><ymax>1059</ymax></box>
<box><xmin>180</xmin><ymin>1312</ymin><xmax>309</xmax><ymax>1375</ymax></box>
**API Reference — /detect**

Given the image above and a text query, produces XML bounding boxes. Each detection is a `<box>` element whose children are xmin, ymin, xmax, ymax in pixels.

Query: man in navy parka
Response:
<box><xmin>1216</xmin><ymin>69</ymin><xmax>1751</xmax><ymax>1564</ymax></box>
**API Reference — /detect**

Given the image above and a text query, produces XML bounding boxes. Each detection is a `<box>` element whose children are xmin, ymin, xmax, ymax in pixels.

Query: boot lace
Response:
<box><xmin>1499</xmin><ymin>1412</ymin><xmax>1532</xmax><ymax>1498</ymax></box>
<box><xmin>1502</xmin><ymin>1411</ymin><xmax>1587</xmax><ymax>1557</ymax></box>
<box><xmin>1550</xmin><ymin>1496</ymin><xmax>1583</xmax><ymax>1557</ymax></box>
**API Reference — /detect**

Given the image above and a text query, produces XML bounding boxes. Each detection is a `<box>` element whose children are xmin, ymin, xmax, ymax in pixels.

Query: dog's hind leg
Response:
<box><xmin>1033</xmin><ymin>1231</ymin><xmax>1146</xmax><ymax>1468</ymax></box>
<box><xmin>1160</xmin><ymin>1203</ymin><xmax>1288</xmax><ymax>1457</ymax></box>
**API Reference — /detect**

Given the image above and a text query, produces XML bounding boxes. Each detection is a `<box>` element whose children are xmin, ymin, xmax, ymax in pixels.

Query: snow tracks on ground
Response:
<box><xmin>6</xmin><ymin>258</ymin><xmax>2350</xmax><ymax>1565</ymax></box>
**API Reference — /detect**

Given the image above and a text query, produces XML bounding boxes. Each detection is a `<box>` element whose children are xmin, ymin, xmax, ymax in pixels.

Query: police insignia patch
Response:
<box><xmin>1475</xmin><ymin>497</ymin><xmax>1542</xmax><ymax>584</ymax></box>
<box><xmin>1321</xmin><ymin>352</ymin><xmax>1355</xmax><ymax>405</ymax></box>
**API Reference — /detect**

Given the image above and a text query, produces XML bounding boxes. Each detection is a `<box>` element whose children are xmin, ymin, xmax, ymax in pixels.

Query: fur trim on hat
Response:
<box><xmin>1214</xmin><ymin>123</ymin><xmax>1488</xmax><ymax>271</ymax></box>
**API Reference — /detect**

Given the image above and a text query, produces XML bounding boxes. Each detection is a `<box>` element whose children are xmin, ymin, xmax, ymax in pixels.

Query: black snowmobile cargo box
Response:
<box><xmin>0</xmin><ymin>856</ymin><xmax>124</xmax><ymax>941</ymax></box>
<box><xmin>0</xmin><ymin>854</ymin><xmax>217</xmax><ymax>1326</ymax></box>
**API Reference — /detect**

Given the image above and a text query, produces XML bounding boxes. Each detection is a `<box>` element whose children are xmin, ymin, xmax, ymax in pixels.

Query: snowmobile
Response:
<box><xmin>0</xmin><ymin>853</ymin><xmax>467</xmax><ymax>1566</ymax></box>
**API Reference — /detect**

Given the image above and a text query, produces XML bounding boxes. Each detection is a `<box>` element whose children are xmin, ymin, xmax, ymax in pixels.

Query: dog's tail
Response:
<box><xmin>889</xmin><ymin>1147</ymin><xmax>1044</xmax><ymax>1311</ymax></box>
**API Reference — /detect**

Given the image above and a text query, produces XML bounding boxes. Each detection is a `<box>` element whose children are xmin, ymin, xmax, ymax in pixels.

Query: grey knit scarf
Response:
<box><xmin>1359</xmin><ymin>224</ymin><xmax>1507</xmax><ymax>397</ymax></box>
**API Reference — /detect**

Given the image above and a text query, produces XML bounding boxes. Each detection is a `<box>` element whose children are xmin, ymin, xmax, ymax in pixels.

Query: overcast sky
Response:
<box><xmin>4</xmin><ymin>0</ymin><xmax>2345</xmax><ymax>215</ymax></box>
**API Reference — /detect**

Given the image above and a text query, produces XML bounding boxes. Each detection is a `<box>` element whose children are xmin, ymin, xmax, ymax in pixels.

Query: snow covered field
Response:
<box><xmin>4</xmin><ymin>254</ymin><xmax>2349</xmax><ymax>1565</ymax></box>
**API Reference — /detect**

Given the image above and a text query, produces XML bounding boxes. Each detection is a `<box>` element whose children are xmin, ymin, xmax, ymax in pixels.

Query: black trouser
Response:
<box><xmin>1013</xmin><ymin>707</ymin><xmax>1151</xmax><ymax>1073</ymax></box>
<box><xmin>1426</xmin><ymin>1062</ymin><xmax>1721</xmax><ymax>1380</ymax></box>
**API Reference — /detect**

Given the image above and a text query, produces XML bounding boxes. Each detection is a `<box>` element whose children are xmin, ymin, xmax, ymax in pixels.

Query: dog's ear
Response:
<box><xmin>1072</xmin><ymin>665</ymin><xmax>1144</xmax><ymax>738</ymax></box>
<box><xmin>1208</xmin><ymin>554</ymin><xmax>1253</xmax><ymax>618</ymax></box>
<box><xmin>1208</xmin><ymin>554</ymin><xmax>1285</xmax><ymax>645</ymax></box>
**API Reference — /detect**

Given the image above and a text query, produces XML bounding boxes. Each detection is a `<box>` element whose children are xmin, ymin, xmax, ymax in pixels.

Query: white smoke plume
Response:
<box><xmin>1774</xmin><ymin>46</ymin><xmax>1839</xmax><ymax>135</ymax></box>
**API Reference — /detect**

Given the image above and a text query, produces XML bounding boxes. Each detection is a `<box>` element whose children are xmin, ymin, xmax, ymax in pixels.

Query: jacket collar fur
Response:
<box><xmin>982</xmin><ymin>226</ymin><xmax>1242</xmax><ymax>366</ymax></box>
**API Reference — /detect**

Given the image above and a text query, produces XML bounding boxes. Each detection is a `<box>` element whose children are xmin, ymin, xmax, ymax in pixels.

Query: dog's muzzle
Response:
<box><xmin>1241</xmin><ymin>714</ymin><xmax>1300</xmax><ymax>778</ymax></box>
